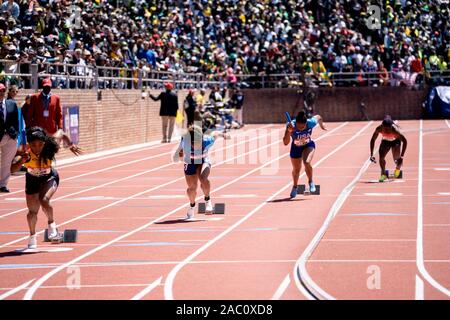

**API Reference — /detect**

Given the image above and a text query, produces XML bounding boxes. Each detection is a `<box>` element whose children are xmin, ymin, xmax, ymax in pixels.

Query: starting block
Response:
<box><xmin>44</xmin><ymin>229</ymin><xmax>78</xmax><ymax>243</ymax></box>
<box><xmin>385</xmin><ymin>170</ymin><xmax>403</xmax><ymax>179</ymax></box>
<box><xmin>198</xmin><ymin>203</ymin><xmax>225</xmax><ymax>215</ymax></box>
<box><xmin>297</xmin><ymin>184</ymin><xmax>321</xmax><ymax>195</ymax></box>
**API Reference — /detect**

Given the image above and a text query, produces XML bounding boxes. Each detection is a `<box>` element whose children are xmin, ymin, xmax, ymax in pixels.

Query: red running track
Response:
<box><xmin>0</xmin><ymin>121</ymin><xmax>448</xmax><ymax>300</ymax></box>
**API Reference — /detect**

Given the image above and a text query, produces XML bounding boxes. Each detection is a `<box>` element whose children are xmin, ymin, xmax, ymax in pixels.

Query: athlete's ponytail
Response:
<box><xmin>296</xmin><ymin>111</ymin><xmax>307</xmax><ymax>124</ymax></box>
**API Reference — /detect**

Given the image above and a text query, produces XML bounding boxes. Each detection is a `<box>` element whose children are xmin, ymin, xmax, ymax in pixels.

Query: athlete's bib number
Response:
<box><xmin>294</xmin><ymin>135</ymin><xmax>310</xmax><ymax>146</ymax></box>
<box><xmin>27</xmin><ymin>168</ymin><xmax>51</xmax><ymax>177</ymax></box>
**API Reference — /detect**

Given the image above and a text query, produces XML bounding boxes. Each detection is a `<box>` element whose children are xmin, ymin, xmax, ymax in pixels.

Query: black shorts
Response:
<box><xmin>380</xmin><ymin>139</ymin><xmax>401</xmax><ymax>149</ymax></box>
<box><xmin>184</xmin><ymin>162</ymin><xmax>211</xmax><ymax>176</ymax></box>
<box><xmin>25</xmin><ymin>169</ymin><xmax>60</xmax><ymax>195</ymax></box>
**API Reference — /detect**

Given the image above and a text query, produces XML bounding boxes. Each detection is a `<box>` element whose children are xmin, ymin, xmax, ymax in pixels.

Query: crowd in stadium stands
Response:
<box><xmin>0</xmin><ymin>0</ymin><xmax>449</xmax><ymax>88</ymax></box>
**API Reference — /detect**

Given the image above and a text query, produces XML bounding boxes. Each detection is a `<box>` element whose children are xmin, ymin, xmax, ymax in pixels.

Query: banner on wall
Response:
<box><xmin>63</xmin><ymin>106</ymin><xmax>79</xmax><ymax>144</ymax></box>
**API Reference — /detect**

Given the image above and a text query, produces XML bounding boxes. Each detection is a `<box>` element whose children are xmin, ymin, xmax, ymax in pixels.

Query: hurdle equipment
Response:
<box><xmin>297</xmin><ymin>184</ymin><xmax>321</xmax><ymax>195</ymax></box>
<box><xmin>44</xmin><ymin>229</ymin><xmax>78</xmax><ymax>243</ymax></box>
<box><xmin>385</xmin><ymin>170</ymin><xmax>403</xmax><ymax>179</ymax></box>
<box><xmin>198</xmin><ymin>203</ymin><xmax>225</xmax><ymax>214</ymax></box>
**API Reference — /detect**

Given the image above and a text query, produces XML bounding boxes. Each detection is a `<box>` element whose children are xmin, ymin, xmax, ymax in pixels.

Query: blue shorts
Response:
<box><xmin>184</xmin><ymin>162</ymin><xmax>211</xmax><ymax>176</ymax></box>
<box><xmin>290</xmin><ymin>141</ymin><xmax>315</xmax><ymax>159</ymax></box>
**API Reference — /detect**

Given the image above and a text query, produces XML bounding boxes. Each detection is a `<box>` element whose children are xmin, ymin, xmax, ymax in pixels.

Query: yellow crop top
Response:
<box><xmin>24</xmin><ymin>150</ymin><xmax>53</xmax><ymax>176</ymax></box>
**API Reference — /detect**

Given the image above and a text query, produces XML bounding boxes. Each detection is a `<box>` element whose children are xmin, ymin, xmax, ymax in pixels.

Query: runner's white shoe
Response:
<box><xmin>309</xmin><ymin>182</ymin><xmax>316</xmax><ymax>193</ymax></box>
<box><xmin>186</xmin><ymin>206</ymin><xmax>195</xmax><ymax>220</ymax></box>
<box><xmin>28</xmin><ymin>234</ymin><xmax>37</xmax><ymax>249</ymax></box>
<box><xmin>205</xmin><ymin>200</ymin><xmax>213</xmax><ymax>215</ymax></box>
<box><xmin>48</xmin><ymin>222</ymin><xmax>58</xmax><ymax>239</ymax></box>
<box><xmin>304</xmin><ymin>184</ymin><xmax>310</xmax><ymax>195</ymax></box>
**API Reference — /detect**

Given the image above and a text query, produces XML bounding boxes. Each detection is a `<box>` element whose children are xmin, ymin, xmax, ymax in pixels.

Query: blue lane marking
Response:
<box><xmin>0</xmin><ymin>230</ymin><xmax>120</xmax><ymax>235</ymax></box>
<box><xmin>343</xmin><ymin>213</ymin><xmax>412</xmax><ymax>217</ymax></box>
<box><xmin>113</xmin><ymin>242</ymin><xmax>198</xmax><ymax>247</ymax></box>
<box><xmin>0</xmin><ymin>264</ymin><xmax>52</xmax><ymax>269</ymax></box>
<box><xmin>0</xmin><ymin>231</ymin><xmax>29</xmax><ymax>235</ymax></box>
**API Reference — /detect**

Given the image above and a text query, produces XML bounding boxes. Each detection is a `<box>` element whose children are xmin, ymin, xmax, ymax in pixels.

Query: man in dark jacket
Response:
<box><xmin>149</xmin><ymin>82</ymin><xmax>179</xmax><ymax>143</ymax></box>
<box><xmin>230</xmin><ymin>88</ymin><xmax>245</xmax><ymax>126</ymax></box>
<box><xmin>184</xmin><ymin>89</ymin><xmax>197</xmax><ymax>127</ymax></box>
<box><xmin>0</xmin><ymin>83</ymin><xmax>19</xmax><ymax>192</ymax></box>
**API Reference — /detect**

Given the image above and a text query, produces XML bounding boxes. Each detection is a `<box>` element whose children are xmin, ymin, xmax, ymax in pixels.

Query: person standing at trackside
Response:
<box><xmin>28</xmin><ymin>78</ymin><xmax>62</xmax><ymax>136</ymax></box>
<box><xmin>27</xmin><ymin>79</ymin><xmax>81</xmax><ymax>155</ymax></box>
<box><xmin>149</xmin><ymin>82</ymin><xmax>179</xmax><ymax>143</ymax></box>
<box><xmin>7</xmin><ymin>85</ymin><xmax>27</xmax><ymax>155</ymax></box>
<box><xmin>230</xmin><ymin>87</ymin><xmax>245</xmax><ymax>127</ymax></box>
<box><xmin>184</xmin><ymin>89</ymin><xmax>197</xmax><ymax>127</ymax></box>
<box><xmin>196</xmin><ymin>88</ymin><xmax>207</xmax><ymax>111</ymax></box>
<box><xmin>0</xmin><ymin>83</ymin><xmax>19</xmax><ymax>193</ymax></box>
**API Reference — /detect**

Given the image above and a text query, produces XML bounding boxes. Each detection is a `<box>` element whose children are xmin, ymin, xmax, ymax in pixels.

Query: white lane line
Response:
<box><xmin>2</xmin><ymin>140</ymin><xmax>164</xmax><ymax>185</ymax></box>
<box><xmin>295</xmin><ymin>125</ymin><xmax>375</xmax><ymax>300</ymax></box>
<box><xmin>271</xmin><ymin>274</ymin><xmax>290</xmax><ymax>300</ymax></box>
<box><xmin>2</xmin><ymin>143</ymin><xmax>175</xmax><ymax>197</ymax></box>
<box><xmin>424</xmin><ymin>224</ymin><xmax>450</xmax><ymax>227</ymax></box>
<box><xmin>23</xmin><ymin>124</ymin><xmax>342</xmax><ymax>300</ymax></box>
<box><xmin>446</xmin><ymin>119</ymin><xmax>450</xmax><ymax>129</ymax></box>
<box><xmin>4</xmin><ymin>125</ymin><xmax>273</xmax><ymax>187</ymax></box>
<box><xmin>218</xmin><ymin>194</ymin><xmax>258</xmax><ymax>198</ymax></box>
<box><xmin>164</xmin><ymin>122</ymin><xmax>369</xmax><ymax>300</ymax></box>
<box><xmin>0</xmin><ymin>128</ymin><xmax>280</xmax><ymax>248</ymax></box>
<box><xmin>14</xmin><ymin>247</ymin><xmax>73</xmax><ymax>253</ymax></box>
<box><xmin>0</xmin><ymin>283</ymin><xmax>157</xmax><ymax>291</ymax></box>
<box><xmin>0</xmin><ymin>279</ymin><xmax>35</xmax><ymax>300</ymax></box>
<box><xmin>415</xmin><ymin>275</ymin><xmax>424</xmax><ymax>300</ymax></box>
<box><xmin>322</xmin><ymin>239</ymin><xmax>416</xmax><ymax>242</ymax></box>
<box><xmin>4</xmin><ymin>257</ymin><xmax>448</xmax><ymax>272</ymax></box>
<box><xmin>363</xmin><ymin>193</ymin><xmax>403</xmax><ymax>196</ymax></box>
<box><xmin>437</xmin><ymin>192</ymin><xmax>450</xmax><ymax>196</ymax></box>
<box><xmin>0</xmin><ymin>126</ymin><xmax>268</xmax><ymax>217</ymax></box>
<box><xmin>0</xmin><ymin>259</ymin><xmax>300</xmax><ymax>271</ymax></box>
<box><xmin>417</xmin><ymin>120</ymin><xmax>450</xmax><ymax>297</ymax></box>
<box><xmin>131</xmin><ymin>277</ymin><xmax>162</xmax><ymax>300</ymax></box>
<box><xmin>434</xmin><ymin>168</ymin><xmax>450</xmax><ymax>171</ymax></box>
<box><xmin>308</xmin><ymin>260</ymin><xmax>450</xmax><ymax>263</ymax></box>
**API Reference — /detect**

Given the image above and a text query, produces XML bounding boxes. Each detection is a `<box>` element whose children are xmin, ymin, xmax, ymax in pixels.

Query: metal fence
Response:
<box><xmin>1</xmin><ymin>60</ymin><xmax>449</xmax><ymax>90</ymax></box>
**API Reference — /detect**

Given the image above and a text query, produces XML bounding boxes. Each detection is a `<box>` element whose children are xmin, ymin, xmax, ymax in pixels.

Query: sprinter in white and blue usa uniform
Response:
<box><xmin>283</xmin><ymin>111</ymin><xmax>327</xmax><ymax>199</ymax></box>
<box><xmin>174</xmin><ymin>122</ymin><xmax>228</xmax><ymax>219</ymax></box>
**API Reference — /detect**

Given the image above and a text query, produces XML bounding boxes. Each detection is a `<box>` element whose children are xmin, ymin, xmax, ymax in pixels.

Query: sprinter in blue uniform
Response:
<box><xmin>283</xmin><ymin>111</ymin><xmax>327</xmax><ymax>199</ymax></box>
<box><xmin>175</xmin><ymin>122</ymin><xmax>228</xmax><ymax>219</ymax></box>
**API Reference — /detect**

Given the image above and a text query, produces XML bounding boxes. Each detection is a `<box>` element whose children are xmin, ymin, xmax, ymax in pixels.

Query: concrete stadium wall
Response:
<box><xmin>7</xmin><ymin>86</ymin><xmax>426</xmax><ymax>160</ymax></box>
<box><xmin>242</xmin><ymin>87</ymin><xmax>428</xmax><ymax>123</ymax></box>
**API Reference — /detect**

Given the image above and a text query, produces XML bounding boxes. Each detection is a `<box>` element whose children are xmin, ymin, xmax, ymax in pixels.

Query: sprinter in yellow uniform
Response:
<box><xmin>11</xmin><ymin>127</ymin><xmax>81</xmax><ymax>249</ymax></box>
